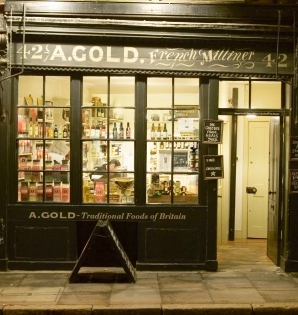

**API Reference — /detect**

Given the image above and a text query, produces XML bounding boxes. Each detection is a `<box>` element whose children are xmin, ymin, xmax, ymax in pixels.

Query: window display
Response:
<box><xmin>146</xmin><ymin>78</ymin><xmax>200</xmax><ymax>204</ymax></box>
<box><xmin>82</xmin><ymin>76</ymin><xmax>135</xmax><ymax>204</ymax></box>
<box><xmin>17</xmin><ymin>76</ymin><xmax>70</xmax><ymax>202</ymax></box>
<box><xmin>16</xmin><ymin>75</ymin><xmax>200</xmax><ymax>205</ymax></box>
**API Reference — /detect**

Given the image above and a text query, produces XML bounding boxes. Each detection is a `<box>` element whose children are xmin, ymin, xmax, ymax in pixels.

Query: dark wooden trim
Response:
<box><xmin>228</xmin><ymin>116</ymin><xmax>237</xmax><ymax>241</ymax></box>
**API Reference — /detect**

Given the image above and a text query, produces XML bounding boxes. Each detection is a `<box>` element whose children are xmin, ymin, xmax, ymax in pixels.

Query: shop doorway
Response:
<box><xmin>246</xmin><ymin>117</ymin><xmax>270</xmax><ymax>238</ymax></box>
<box><xmin>217</xmin><ymin>115</ymin><xmax>281</xmax><ymax>264</ymax></box>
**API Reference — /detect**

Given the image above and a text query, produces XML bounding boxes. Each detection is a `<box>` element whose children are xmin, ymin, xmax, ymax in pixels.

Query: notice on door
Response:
<box><xmin>203</xmin><ymin>155</ymin><xmax>224</xmax><ymax>180</ymax></box>
<box><xmin>290</xmin><ymin>137</ymin><xmax>298</xmax><ymax>160</ymax></box>
<box><xmin>203</xmin><ymin>120</ymin><xmax>223</xmax><ymax>144</ymax></box>
<box><xmin>289</xmin><ymin>169</ymin><xmax>298</xmax><ymax>193</ymax></box>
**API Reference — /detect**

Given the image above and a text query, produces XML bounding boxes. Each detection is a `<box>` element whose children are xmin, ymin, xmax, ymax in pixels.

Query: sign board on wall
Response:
<box><xmin>203</xmin><ymin>155</ymin><xmax>224</xmax><ymax>179</ymax></box>
<box><xmin>203</xmin><ymin>120</ymin><xmax>223</xmax><ymax>144</ymax></box>
<box><xmin>289</xmin><ymin>169</ymin><xmax>298</xmax><ymax>194</ymax></box>
<box><xmin>290</xmin><ymin>137</ymin><xmax>298</xmax><ymax>161</ymax></box>
<box><xmin>12</xmin><ymin>43</ymin><xmax>293</xmax><ymax>75</ymax></box>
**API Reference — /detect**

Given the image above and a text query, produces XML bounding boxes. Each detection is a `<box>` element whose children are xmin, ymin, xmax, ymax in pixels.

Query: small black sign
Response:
<box><xmin>203</xmin><ymin>120</ymin><xmax>223</xmax><ymax>144</ymax></box>
<box><xmin>289</xmin><ymin>169</ymin><xmax>298</xmax><ymax>194</ymax></box>
<box><xmin>290</xmin><ymin>137</ymin><xmax>298</xmax><ymax>161</ymax></box>
<box><xmin>203</xmin><ymin>155</ymin><xmax>224</xmax><ymax>180</ymax></box>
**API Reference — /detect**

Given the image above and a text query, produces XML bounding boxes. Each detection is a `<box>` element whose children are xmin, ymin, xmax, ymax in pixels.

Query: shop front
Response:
<box><xmin>0</xmin><ymin>1</ymin><xmax>297</xmax><ymax>272</ymax></box>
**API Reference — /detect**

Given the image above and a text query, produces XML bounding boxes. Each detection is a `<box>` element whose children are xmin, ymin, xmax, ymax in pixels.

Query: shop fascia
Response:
<box><xmin>13</xmin><ymin>43</ymin><xmax>293</xmax><ymax>74</ymax></box>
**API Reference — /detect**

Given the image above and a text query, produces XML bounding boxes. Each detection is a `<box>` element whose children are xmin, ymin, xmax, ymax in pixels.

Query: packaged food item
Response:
<box><xmin>95</xmin><ymin>181</ymin><xmax>105</xmax><ymax>202</ymax></box>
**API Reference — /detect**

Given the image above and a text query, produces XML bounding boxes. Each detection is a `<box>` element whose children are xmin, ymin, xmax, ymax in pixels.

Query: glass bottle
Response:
<box><xmin>162</xmin><ymin>123</ymin><xmax>167</xmax><ymax>139</ymax></box>
<box><xmin>151</xmin><ymin>123</ymin><xmax>155</xmax><ymax>139</ymax></box>
<box><xmin>28</xmin><ymin>118</ymin><xmax>34</xmax><ymax>137</ymax></box>
<box><xmin>160</xmin><ymin>141</ymin><xmax>164</xmax><ymax>149</ymax></box>
<box><xmin>48</xmin><ymin>125</ymin><xmax>54</xmax><ymax>138</ymax></box>
<box><xmin>101</xmin><ymin>123</ymin><xmax>107</xmax><ymax>138</ymax></box>
<box><xmin>119</xmin><ymin>122</ymin><xmax>124</xmax><ymax>139</ymax></box>
<box><xmin>54</xmin><ymin>125</ymin><xmax>58</xmax><ymax>138</ymax></box>
<box><xmin>63</xmin><ymin>125</ymin><xmax>68</xmax><ymax>138</ymax></box>
<box><xmin>95</xmin><ymin>121</ymin><xmax>100</xmax><ymax>138</ymax></box>
<box><xmin>113</xmin><ymin>122</ymin><xmax>118</xmax><ymax>139</ymax></box>
<box><xmin>126</xmin><ymin>122</ymin><xmax>131</xmax><ymax>139</ymax></box>
<box><xmin>156</xmin><ymin>123</ymin><xmax>161</xmax><ymax>139</ymax></box>
<box><xmin>34</xmin><ymin>119</ymin><xmax>39</xmax><ymax>138</ymax></box>
<box><xmin>90</xmin><ymin>122</ymin><xmax>96</xmax><ymax>138</ymax></box>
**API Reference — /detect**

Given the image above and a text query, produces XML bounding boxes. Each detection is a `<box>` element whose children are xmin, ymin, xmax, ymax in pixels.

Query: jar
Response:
<box><xmin>45</xmin><ymin>160</ymin><xmax>53</xmax><ymax>182</ymax></box>
<box><xmin>53</xmin><ymin>162</ymin><xmax>61</xmax><ymax>182</ymax></box>
<box><xmin>53</xmin><ymin>182</ymin><xmax>61</xmax><ymax>202</ymax></box>
<box><xmin>24</xmin><ymin>161</ymin><xmax>32</xmax><ymax>182</ymax></box>
<box><xmin>32</xmin><ymin>159</ymin><xmax>41</xmax><ymax>182</ymax></box>
<box><xmin>37</xmin><ymin>182</ymin><xmax>43</xmax><ymax>201</ymax></box>
<box><xmin>29</xmin><ymin>182</ymin><xmax>37</xmax><ymax>201</ymax></box>
<box><xmin>45</xmin><ymin>183</ymin><xmax>53</xmax><ymax>201</ymax></box>
<box><xmin>60</xmin><ymin>160</ymin><xmax>69</xmax><ymax>183</ymax></box>
<box><xmin>20</xmin><ymin>182</ymin><xmax>29</xmax><ymax>201</ymax></box>
<box><xmin>61</xmin><ymin>183</ymin><xmax>70</xmax><ymax>202</ymax></box>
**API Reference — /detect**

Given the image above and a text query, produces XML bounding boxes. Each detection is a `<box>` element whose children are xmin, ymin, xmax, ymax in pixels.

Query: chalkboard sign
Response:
<box><xmin>69</xmin><ymin>219</ymin><xmax>136</xmax><ymax>283</ymax></box>
<box><xmin>290</xmin><ymin>137</ymin><xmax>298</xmax><ymax>161</ymax></box>
<box><xmin>203</xmin><ymin>155</ymin><xmax>224</xmax><ymax>180</ymax></box>
<box><xmin>289</xmin><ymin>169</ymin><xmax>298</xmax><ymax>194</ymax></box>
<box><xmin>104</xmin><ymin>220</ymin><xmax>136</xmax><ymax>282</ymax></box>
<box><xmin>203</xmin><ymin>120</ymin><xmax>223</xmax><ymax>144</ymax></box>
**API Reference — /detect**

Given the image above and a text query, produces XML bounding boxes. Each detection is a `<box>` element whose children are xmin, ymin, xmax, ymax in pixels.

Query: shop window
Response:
<box><xmin>82</xmin><ymin>76</ymin><xmax>135</xmax><ymax>204</ymax></box>
<box><xmin>17</xmin><ymin>76</ymin><xmax>70</xmax><ymax>202</ymax></box>
<box><xmin>219</xmin><ymin>80</ymin><xmax>282</xmax><ymax>109</ymax></box>
<box><xmin>251</xmin><ymin>81</ymin><xmax>281</xmax><ymax>109</ymax></box>
<box><xmin>219</xmin><ymin>80</ymin><xmax>249</xmax><ymax>108</ymax></box>
<box><xmin>146</xmin><ymin>77</ymin><xmax>199</xmax><ymax>204</ymax></box>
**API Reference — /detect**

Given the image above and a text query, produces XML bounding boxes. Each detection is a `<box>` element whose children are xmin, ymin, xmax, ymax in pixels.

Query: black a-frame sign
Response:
<box><xmin>69</xmin><ymin>219</ymin><xmax>136</xmax><ymax>283</ymax></box>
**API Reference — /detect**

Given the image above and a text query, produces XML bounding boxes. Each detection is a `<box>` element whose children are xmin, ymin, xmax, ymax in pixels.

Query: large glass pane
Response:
<box><xmin>146</xmin><ymin>77</ymin><xmax>199</xmax><ymax>204</ymax></box>
<box><xmin>17</xmin><ymin>76</ymin><xmax>70</xmax><ymax>203</ymax></box>
<box><xmin>219</xmin><ymin>81</ymin><xmax>249</xmax><ymax>108</ymax></box>
<box><xmin>251</xmin><ymin>81</ymin><xmax>281</xmax><ymax>109</ymax></box>
<box><xmin>82</xmin><ymin>76</ymin><xmax>135</xmax><ymax>204</ymax></box>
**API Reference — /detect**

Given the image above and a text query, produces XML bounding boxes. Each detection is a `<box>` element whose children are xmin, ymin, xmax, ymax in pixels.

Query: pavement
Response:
<box><xmin>1</xmin><ymin>239</ymin><xmax>298</xmax><ymax>314</ymax></box>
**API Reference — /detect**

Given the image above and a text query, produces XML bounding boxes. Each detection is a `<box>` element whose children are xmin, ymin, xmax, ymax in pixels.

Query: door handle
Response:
<box><xmin>246</xmin><ymin>187</ymin><xmax>257</xmax><ymax>194</ymax></box>
<box><xmin>218</xmin><ymin>195</ymin><xmax>222</xmax><ymax>198</ymax></box>
<box><xmin>268</xmin><ymin>191</ymin><xmax>276</xmax><ymax>195</ymax></box>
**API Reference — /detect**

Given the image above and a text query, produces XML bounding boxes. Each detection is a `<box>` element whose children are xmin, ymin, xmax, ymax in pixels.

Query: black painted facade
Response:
<box><xmin>0</xmin><ymin>1</ymin><xmax>297</xmax><ymax>272</ymax></box>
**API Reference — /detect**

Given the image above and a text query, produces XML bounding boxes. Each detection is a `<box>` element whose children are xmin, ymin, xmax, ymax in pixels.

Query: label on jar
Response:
<box><xmin>95</xmin><ymin>181</ymin><xmax>105</xmax><ymax>202</ymax></box>
<box><xmin>61</xmin><ymin>186</ymin><xmax>70</xmax><ymax>202</ymax></box>
<box><xmin>37</xmin><ymin>184</ymin><xmax>43</xmax><ymax>201</ymax></box>
<box><xmin>45</xmin><ymin>184</ymin><xmax>53</xmax><ymax>201</ymax></box>
<box><xmin>21</xmin><ymin>186</ymin><xmax>29</xmax><ymax>201</ymax></box>
<box><xmin>53</xmin><ymin>185</ymin><xmax>61</xmax><ymax>202</ymax></box>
